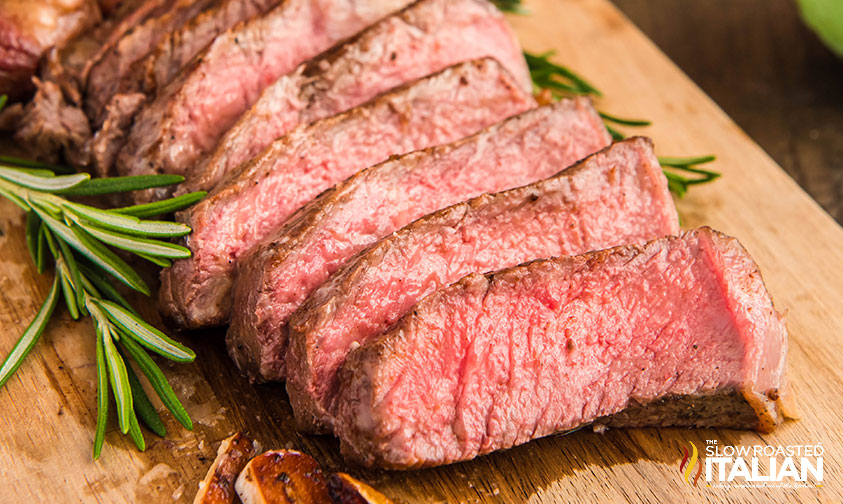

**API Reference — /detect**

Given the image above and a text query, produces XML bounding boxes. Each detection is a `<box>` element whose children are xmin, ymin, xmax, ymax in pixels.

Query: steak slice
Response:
<box><xmin>84</xmin><ymin>0</ymin><xmax>219</xmax><ymax>127</ymax></box>
<box><xmin>287</xmin><ymin>137</ymin><xmax>679</xmax><ymax>433</ymax></box>
<box><xmin>160</xmin><ymin>58</ymin><xmax>535</xmax><ymax>329</ymax></box>
<box><xmin>0</xmin><ymin>0</ymin><xmax>100</xmax><ymax>100</ymax></box>
<box><xmin>128</xmin><ymin>0</ymin><xmax>282</xmax><ymax>98</ymax></box>
<box><xmin>9</xmin><ymin>0</ymin><xmax>174</xmax><ymax>163</ymax></box>
<box><xmin>114</xmin><ymin>0</ymin><xmax>412</xmax><ymax>194</ymax></box>
<box><xmin>87</xmin><ymin>0</ymin><xmax>283</xmax><ymax>176</ymax></box>
<box><xmin>189</xmin><ymin>0</ymin><xmax>531</xmax><ymax>203</ymax></box>
<box><xmin>227</xmin><ymin>99</ymin><xmax>610</xmax><ymax>386</ymax></box>
<box><xmin>335</xmin><ymin>227</ymin><xmax>790</xmax><ymax>469</ymax></box>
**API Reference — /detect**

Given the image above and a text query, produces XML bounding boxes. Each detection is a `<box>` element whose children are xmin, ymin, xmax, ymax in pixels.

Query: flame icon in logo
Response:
<box><xmin>679</xmin><ymin>441</ymin><xmax>703</xmax><ymax>486</ymax></box>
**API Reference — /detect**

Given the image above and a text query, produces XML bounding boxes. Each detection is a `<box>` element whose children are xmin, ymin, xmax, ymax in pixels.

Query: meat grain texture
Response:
<box><xmin>115</xmin><ymin>0</ymin><xmax>412</xmax><ymax>197</ymax></box>
<box><xmin>190</xmin><ymin>0</ymin><xmax>532</xmax><ymax>202</ymax></box>
<box><xmin>84</xmin><ymin>0</ymin><xmax>218</xmax><ymax>126</ymax></box>
<box><xmin>229</xmin><ymin>99</ymin><xmax>610</xmax><ymax>388</ymax></box>
<box><xmin>335</xmin><ymin>227</ymin><xmax>790</xmax><ymax>469</ymax></box>
<box><xmin>88</xmin><ymin>0</ymin><xmax>283</xmax><ymax>175</ymax></box>
<box><xmin>288</xmin><ymin>137</ymin><xmax>678</xmax><ymax>433</ymax></box>
<box><xmin>161</xmin><ymin>58</ymin><xmax>534</xmax><ymax>329</ymax></box>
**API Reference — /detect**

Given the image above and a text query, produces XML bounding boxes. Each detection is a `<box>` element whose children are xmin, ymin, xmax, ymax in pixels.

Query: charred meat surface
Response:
<box><xmin>114</xmin><ymin>0</ymin><xmax>412</xmax><ymax>195</ymax></box>
<box><xmin>161</xmin><ymin>58</ymin><xmax>534</xmax><ymax>330</ymax></box>
<box><xmin>288</xmin><ymin>137</ymin><xmax>678</xmax><ymax>433</ymax></box>
<box><xmin>334</xmin><ymin>227</ymin><xmax>789</xmax><ymax>469</ymax></box>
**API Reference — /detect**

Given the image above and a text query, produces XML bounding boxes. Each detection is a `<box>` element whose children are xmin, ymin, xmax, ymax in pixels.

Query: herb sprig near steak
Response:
<box><xmin>0</xmin><ymin>97</ymin><xmax>206</xmax><ymax>459</ymax></box>
<box><xmin>491</xmin><ymin>0</ymin><xmax>528</xmax><ymax>14</ymax></box>
<box><xmin>524</xmin><ymin>49</ymin><xmax>721</xmax><ymax>197</ymax></box>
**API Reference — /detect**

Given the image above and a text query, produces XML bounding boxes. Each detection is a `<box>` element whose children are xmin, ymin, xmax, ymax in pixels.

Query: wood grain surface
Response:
<box><xmin>612</xmin><ymin>0</ymin><xmax>843</xmax><ymax>224</ymax></box>
<box><xmin>2</xmin><ymin>0</ymin><xmax>843</xmax><ymax>502</ymax></box>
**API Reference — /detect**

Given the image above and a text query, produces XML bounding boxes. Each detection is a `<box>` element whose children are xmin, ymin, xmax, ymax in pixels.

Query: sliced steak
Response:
<box><xmin>77</xmin><ymin>0</ymin><xmax>173</xmax><ymax>85</ymax></box>
<box><xmin>114</xmin><ymin>0</ymin><xmax>412</xmax><ymax>195</ymax></box>
<box><xmin>287</xmin><ymin>137</ymin><xmax>679</xmax><ymax>433</ymax></box>
<box><xmin>160</xmin><ymin>58</ymin><xmax>535</xmax><ymax>330</ymax></box>
<box><xmin>15</xmin><ymin>77</ymin><xmax>91</xmax><ymax>164</ymax></box>
<box><xmin>335</xmin><ymin>227</ymin><xmax>790</xmax><ymax>469</ymax></box>
<box><xmin>10</xmin><ymin>0</ymin><xmax>172</xmax><ymax>162</ymax></box>
<box><xmin>127</xmin><ymin>0</ymin><xmax>282</xmax><ymax>98</ymax></box>
<box><xmin>227</xmin><ymin>99</ymin><xmax>610</xmax><ymax>386</ymax></box>
<box><xmin>0</xmin><ymin>17</ymin><xmax>41</xmax><ymax>101</ymax></box>
<box><xmin>190</xmin><ymin>0</ymin><xmax>531</xmax><ymax>204</ymax></box>
<box><xmin>0</xmin><ymin>0</ymin><xmax>100</xmax><ymax>100</ymax></box>
<box><xmin>87</xmin><ymin>0</ymin><xmax>282</xmax><ymax>176</ymax></box>
<box><xmin>85</xmin><ymin>0</ymin><xmax>219</xmax><ymax>127</ymax></box>
<box><xmin>89</xmin><ymin>0</ymin><xmax>284</xmax><ymax>167</ymax></box>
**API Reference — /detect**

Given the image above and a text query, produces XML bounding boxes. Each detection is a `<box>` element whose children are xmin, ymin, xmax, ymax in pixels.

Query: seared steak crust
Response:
<box><xmin>335</xmin><ymin>228</ymin><xmax>789</xmax><ymax>469</ymax></box>
<box><xmin>287</xmin><ymin>137</ymin><xmax>679</xmax><ymax>433</ymax></box>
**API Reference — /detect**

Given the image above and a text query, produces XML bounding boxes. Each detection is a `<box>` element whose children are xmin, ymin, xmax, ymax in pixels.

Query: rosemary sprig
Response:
<box><xmin>525</xmin><ymin>50</ymin><xmax>602</xmax><ymax>97</ymax></box>
<box><xmin>0</xmin><ymin>123</ymin><xmax>205</xmax><ymax>458</ymax></box>
<box><xmin>659</xmin><ymin>155</ymin><xmax>721</xmax><ymax>197</ymax></box>
<box><xmin>524</xmin><ymin>50</ymin><xmax>720</xmax><ymax>197</ymax></box>
<box><xmin>492</xmin><ymin>0</ymin><xmax>528</xmax><ymax>14</ymax></box>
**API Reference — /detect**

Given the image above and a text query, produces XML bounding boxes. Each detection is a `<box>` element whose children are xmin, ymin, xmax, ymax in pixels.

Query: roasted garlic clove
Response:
<box><xmin>236</xmin><ymin>450</ymin><xmax>331</xmax><ymax>504</ymax></box>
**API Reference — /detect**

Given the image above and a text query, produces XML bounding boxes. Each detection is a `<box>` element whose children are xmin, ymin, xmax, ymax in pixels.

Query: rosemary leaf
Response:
<box><xmin>78</xmin><ymin>223</ymin><xmax>191</xmax><ymax>259</ymax></box>
<box><xmin>0</xmin><ymin>185</ymin><xmax>29</xmax><ymax>211</ymax></box>
<box><xmin>0</xmin><ymin>155</ymin><xmax>200</xmax><ymax>458</ymax></box>
<box><xmin>58</xmin><ymin>174</ymin><xmax>186</xmax><ymax>197</ymax></box>
<box><xmin>125</xmin><ymin>358</ymin><xmax>166</xmax><ymax>437</ymax></box>
<box><xmin>25</xmin><ymin>212</ymin><xmax>40</xmax><ymax>264</ymax></box>
<box><xmin>0</xmin><ymin>155</ymin><xmax>75</xmax><ymax>174</ymax></box>
<box><xmin>57</xmin><ymin>262</ymin><xmax>80</xmax><ymax>320</ymax></box>
<box><xmin>63</xmin><ymin>201</ymin><xmax>191</xmax><ymax>238</ymax></box>
<box><xmin>0</xmin><ymin>275</ymin><xmax>60</xmax><ymax>388</ymax></box>
<box><xmin>606</xmin><ymin>124</ymin><xmax>626</xmax><ymax>141</ymax></box>
<box><xmin>524</xmin><ymin>51</ymin><xmax>602</xmax><ymax>97</ymax></box>
<box><xmin>57</xmin><ymin>238</ymin><xmax>87</xmax><ymax>316</ymax></box>
<box><xmin>96</xmin><ymin>299</ymin><xmax>195</xmax><ymax>363</ymax></box>
<box><xmin>101</xmin><ymin>322</ymin><xmax>132</xmax><ymax>435</ymax></box>
<box><xmin>36</xmin><ymin>224</ymin><xmax>47</xmax><ymax>274</ymax></box>
<box><xmin>93</xmin><ymin>325</ymin><xmax>109</xmax><ymax>460</ymax></box>
<box><xmin>119</xmin><ymin>335</ymin><xmax>193</xmax><ymax>431</ymax></box>
<box><xmin>135</xmin><ymin>252</ymin><xmax>172</xmax><ymax>268</ymax></box>
<box><xmin>0</xmin><ymin>167</ymin><xmax>89</xmax><ymax>192</ymax></box>
<box><xmin>659</xmin><ymin>155</ymin><xmax>717</xmax><ymax>168</ymax></box>
<box><xmin>78</xmin><ymin>262</ymin><xmax>139</xmax><ymax>316</ymax></box>
<box><xmin>32</xmin><ymin>207</ymin><xmax>150</xmax><ymax>295</ymax></box>
<box><xmin>492</xmin><ymin>0</ymin><xmax>528</xmax><ymax>14</ymax></box>
<box><xmin>111</xmin><ymin>191</ymin><xmax>207</xmax><ymax>218</ymax></box>
<box><xmin>599</xmin><ymin>111</ymin><xmax>652</xmax><ymax>127</ymax></box>
<box><xmin>126</xmin><ymin>408</ymin><xmax>146</xmax><ymax>451</ymax></box>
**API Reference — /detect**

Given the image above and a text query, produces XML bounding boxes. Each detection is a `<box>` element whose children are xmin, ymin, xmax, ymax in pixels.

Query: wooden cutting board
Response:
<box><xmin>2</xmin><ymin>0</ymin><xmax>842</xmax><ymax>502</ymax></box>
